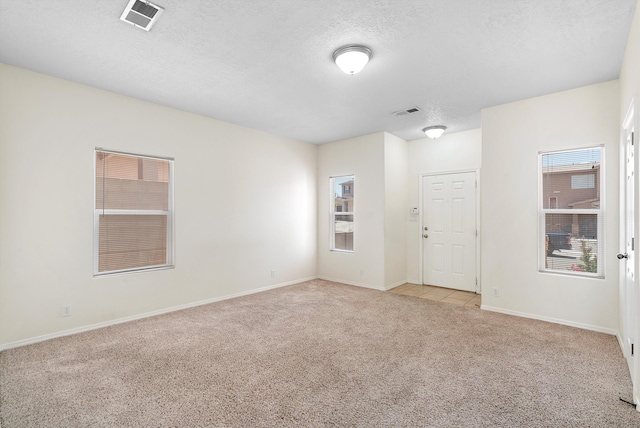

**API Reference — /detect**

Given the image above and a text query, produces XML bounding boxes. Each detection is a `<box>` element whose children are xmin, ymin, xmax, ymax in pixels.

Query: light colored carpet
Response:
<box><xmin>0</xmin><ymin>279</ymin><xmax>638</xmax><ymax>427</ymax></box>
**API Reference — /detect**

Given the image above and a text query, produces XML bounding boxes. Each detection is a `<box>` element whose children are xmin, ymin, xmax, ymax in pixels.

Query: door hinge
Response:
<box><xmin>632</xmin><ymin>343</ymin><xmax>635</xmax><ymax>356</ymax></box>
<box><xmin>633</xmin><ymin>237</ymin><xmax>635</xmax><ymax>251</ymax></box>
<box><xmin>632</xmin><ymin>132</ymin><xmax>634</xmax><ymax>146</ymax></box>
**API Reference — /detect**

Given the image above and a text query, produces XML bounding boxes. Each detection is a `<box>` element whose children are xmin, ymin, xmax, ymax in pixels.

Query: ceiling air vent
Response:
<box><xmin>392</xmin><ymin>107</ymin><xmax>421</xmax><ymax>117</ymax></box>
<box><xmin>120</xmin><ymin>0</ymin><xmax>164</xmax><ymax>31</ymax></box>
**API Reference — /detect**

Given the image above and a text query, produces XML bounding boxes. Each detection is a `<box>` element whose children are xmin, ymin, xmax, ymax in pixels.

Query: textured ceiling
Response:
<box><xmin>0</xmin><ymin>0</ymin><xmax>636</xmax><ymax>144</ymax></box>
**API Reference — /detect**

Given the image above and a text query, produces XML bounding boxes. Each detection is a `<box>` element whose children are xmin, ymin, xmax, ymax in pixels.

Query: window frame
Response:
<box><xmin>93</xmin><ymin>148</ymin><xmax>175</xmax><ymax>277</ymax></box>
<box><xmin>538</xmin><ymin>146</ymin><xmax>604</xmax><ymax>278</ymax></box>
<box><xmin>330</xmin><ymin>174</ymin><xmax>355</xmax><ymax>253</ymax></box>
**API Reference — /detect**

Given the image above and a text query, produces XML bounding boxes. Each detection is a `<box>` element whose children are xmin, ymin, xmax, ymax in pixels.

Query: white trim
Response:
<box><xmin>93</xmin><ymin>264</ymin><xmax>174</xmax><ymax>278</ymax></box>
<box><xmin>317</xmin><ymin>276</ymin><xmax>384</xmax><ymax>291</ymax></box>
<box><xmin>94</xmin><ymin>147</ymin><xmax>174</xmax><ymax>161</ymax></box>
<box><xmin>0</xmin><ymin>277</ymin><xmax>316</xmax><ymax>351</ymax></box>
<box><xmin>542</xmin><ymin>208</ymin><xmax>602</xmax><ymax>215</ymax></box>
<box><xmin>617</xmin><ymin>332</ymin><xmax>625</xmax><ymax>351</ymax></box>
<box><xmin>621</xmin><ymin>94</ymin><xmax>639</xmax><ymax>406</ymax></box>
<box><xmin>96</xmin><ymin>209</ymin><xmax>169</xmax><ymax>215</ymax></box>
<box><xmin>93</xmin><ymin>150</ymin><xmax>99</xmax><ymax>273</ymax></box>
<box><xmin>481</xmin><ymin>305</ymin><xmax>618</xmax><ymax>336</ymax></box>
<box><xmin>475</xmin><ymin>168</ymin><xmax>481</xmax><ymax>294</ymax></box>
<box><xmin>329</xmin><ymin>174</ymin><xmax>355</xmax><ymax>253</ymax></box>
<box><xmin>538</xmin><ymin>146</ymin><xmax>605</xmax><ymax>277</ymax></box>
<box><xmin>622</xmin><ymin>96</ymin><xmax>637</xmax><ymax>130</ymax></box>
<box><xmin>419</xmin><ymin>168</ymin><xmax>481</xmax><ymax>293</ymax></box>
<box><xmin>384</xmin><ymin>280</ymin><xmax>408</xmax><ymax>291</ymax></box>
<box><xmin>94</xmin><ymin>149</ymin><xmax>175</xmax><ymax>276</ymax></box>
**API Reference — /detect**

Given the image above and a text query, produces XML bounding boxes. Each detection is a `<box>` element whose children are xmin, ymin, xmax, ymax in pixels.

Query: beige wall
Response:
<box><xmin>317</xmin><ymin>132</ymin><xmax>410</xmax><ymax>290</ymax></box>
<box><xmin>0</xmin><ymin>63</ymin><xmax>318</xmax><ymax>349</ymax></box>
<box><xmin>2</xmin><ymin>1</ymin><xmax>638</xmax><ymax>349</ymax></box>
<box><xmin>406</xmin><ymin>129</ymin><xmax>482</xmax><ymax>284</ymax></box>
<box><xmin>317</xmin><ymin>133</ymin><xmax>387</xmax><ymax>289</ymax></box>
<box><xmin>481</xmin><ymin>80</ymin><xmax>620</xmax><ymax>333</ymax></box>
<box><xmin>620</xmin><ymin>1</ymin><xmax>640</xmax><ymax>113</ymax></box>
<box><xmin>384</xmin><ymin>133</ymin><xmax>409</xmax><ymax>289</ymax></box>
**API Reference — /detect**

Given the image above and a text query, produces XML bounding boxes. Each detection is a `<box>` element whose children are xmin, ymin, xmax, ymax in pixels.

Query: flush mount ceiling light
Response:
<box><xmin>333</xmin><ymin>45</ymin><xmax>372</xmax><ymax>75</ymax></box>
<box><xmin>423</xmin><ymin>125</ymin><xmax>447</xmax><ymax>139</ymax></box>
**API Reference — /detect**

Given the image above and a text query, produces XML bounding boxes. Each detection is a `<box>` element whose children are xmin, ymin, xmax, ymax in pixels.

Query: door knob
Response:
<box><xmin>617</xmin><ymin>253</ymin><xmax>629</xmax><ymax>260</ymax></box>
<box><xmin>423</xmin><ymin>234</ymin><xmax>429</xmax><ymax>238</ymax></box>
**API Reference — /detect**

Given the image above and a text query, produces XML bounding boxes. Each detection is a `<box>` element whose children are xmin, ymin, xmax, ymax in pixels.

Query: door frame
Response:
<box><xmin>620</xmin><ymin>95</ymin><xmax>639</xmax><ymax>406</ymax></box>
<box><xmin>419</xmin><ymin>168</ymin><xmax>481</xmax><ymax>294</ymax></box>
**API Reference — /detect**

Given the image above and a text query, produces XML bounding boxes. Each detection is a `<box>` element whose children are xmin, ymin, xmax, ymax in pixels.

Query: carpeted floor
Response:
<box><xmin>1</xmin><ymin>279</ymin><xmax>638</xmax><ymax>427</ymax></box>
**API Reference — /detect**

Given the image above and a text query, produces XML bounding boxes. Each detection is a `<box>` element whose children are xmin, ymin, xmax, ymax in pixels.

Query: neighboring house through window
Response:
<box><xmin>94</xmin><ymin>149</ymin><xmax>174</xmax><ymax>275</ymax></box>
<box><xmin>330</xmin><ymin>175</ymin><xmax>354</xmax><ymax>252</ymax></box>
<box><xmin>539</xmin><ymin>147</ymin><xmax>603</xmax><ymax>276</ymax></box>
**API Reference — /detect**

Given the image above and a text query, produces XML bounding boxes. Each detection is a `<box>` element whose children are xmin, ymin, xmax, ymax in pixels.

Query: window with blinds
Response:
<box><xmin>94</xmin><ymin>149</ymin><xmax>174</xmax><ymax>276</ymax></box>
<box><xmin>539</xmin><ymin>147</ymin><xmax>603</xmax><ymax>277</ymax></box>
<box><xmin>330</xmin><ymin>175</ymin><xmax>354</xmax><ymax>252</ymax></box>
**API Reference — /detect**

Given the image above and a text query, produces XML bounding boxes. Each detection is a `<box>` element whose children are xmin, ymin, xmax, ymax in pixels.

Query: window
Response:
<box><xmin>571</xmin><ymin>174</ymin><xmax>595</xmax><ymax>189</ymax></box>
<box><xmin>330</xmin><ymin>175</ymin><xmax>354</xmax><ymax>252</ymax></box>
<box><xmin>539</xmin><ymin>147</ymin><xmax>603</xmax><ymax>276</ymax></box>
<box><xmin>94</xmin><ymin>149</ymin><xmax>174</xmax><ymax>276</ymax></box>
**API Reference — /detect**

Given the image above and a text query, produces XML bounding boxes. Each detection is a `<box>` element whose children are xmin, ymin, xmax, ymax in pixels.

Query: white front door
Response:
<box><xmin>621</xmin><ymin>101</ymin><xmax>637</xmax><ymax>394</ymax></box>
<box><xmin>422</xmin><ymin>172</ymin><xmax>477</xmax><ymax>292</ymax></box>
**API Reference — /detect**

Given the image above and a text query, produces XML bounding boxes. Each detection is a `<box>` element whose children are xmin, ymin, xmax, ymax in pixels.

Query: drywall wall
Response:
<box><xmin>383</xmin><ymin>133</ymin><xmax>409</xmax><ymax>289</ymax></box>
<box><xmin>620</xmin><ymin>0</ymin><xmax>640</xmax><ymax>110</ymax></box>
<box><xmin>481</xmin><ymin>80</ymin><xmax>620</xmax><ymax>333</ymax></box>
<box><xmin>0</xmin><ymin>63</ymin><xmax>317</xmax><ymax>348</ymax></box>
<box><xmin>317</xmin><ymin>133</ymin><xmax>386</xmax><ymax>289</ymax></box>
<box><xmin>406</xmin><ymin>129</ymin><xmax>482</xmax><ymax>284</ymax></box>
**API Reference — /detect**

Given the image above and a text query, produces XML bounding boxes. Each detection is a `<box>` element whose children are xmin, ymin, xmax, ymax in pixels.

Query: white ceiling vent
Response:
<box><xmin>392</xmin><ymin>107</ymin><xmax>421</xmax><ymax>117</ymax></box>
<box><xmin>120</xmin><ymin>0</ymin><xmax>164</xmax><ymax>31</ymax></box>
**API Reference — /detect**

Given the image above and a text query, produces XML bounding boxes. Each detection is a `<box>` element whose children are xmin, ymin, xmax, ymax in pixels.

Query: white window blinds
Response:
<box><xmin>94</xmin><ymin>149</ymin><xmax>174</xmax><ymax>275</ymax></box>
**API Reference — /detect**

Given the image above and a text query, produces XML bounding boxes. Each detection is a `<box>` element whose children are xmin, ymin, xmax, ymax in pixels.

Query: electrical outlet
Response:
<box><xmin>270</xmin><ymin>270</ymin><xmax>276</xmax><ymax>278</ymax></box>
<box><xmin>492</xmin><ymin>287</ymin><xmax>499</xmax><ymax>297</ymax></box>
<box><xmin>62</xmin><ymin>305</ymin><xmax>71</xmax><ymax>317</ymax></box>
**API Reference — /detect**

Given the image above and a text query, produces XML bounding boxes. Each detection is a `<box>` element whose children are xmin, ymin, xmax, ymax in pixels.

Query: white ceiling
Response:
<box><xmin>0</xmin><ymin>0</ymin><xmax>636</xmax><ymax>144</ymax></box>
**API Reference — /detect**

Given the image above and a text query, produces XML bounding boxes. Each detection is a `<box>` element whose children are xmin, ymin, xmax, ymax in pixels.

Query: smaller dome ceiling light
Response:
<box><xmin>333</xmin><ymin>45</ymin><xmax>372</xmax><ymax>75</ymax></box>
<box><xmin>423</xmin><ymin>125</ymin><xmax>447</xmax><ymax>139</ymax></box>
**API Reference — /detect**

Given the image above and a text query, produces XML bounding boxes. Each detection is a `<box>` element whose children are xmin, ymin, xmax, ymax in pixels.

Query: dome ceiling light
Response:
<box><xmin>423</xmin><ymin>125</ymin><xmax>447</xmax><ymax>139</ymax></box>
<box><xmin>333</xmin><ymin>45</ymin><xmax>372</xmax><ymax>75</ymax></box>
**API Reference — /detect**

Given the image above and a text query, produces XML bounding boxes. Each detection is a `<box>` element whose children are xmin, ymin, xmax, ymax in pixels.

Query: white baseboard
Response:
<box><xmin>382</xmin><ymin>280</ymin><xmax>408</xmax><ymax>291</ymax></box>
<box><xmin>327</xmin><ymin>278</ymin><xmax>407</xmax><ymax>292</ymax></box>
<box><xmin>317</xmin><ymin>276</ymin><xmax>384</xmax><ymax>291</ymax></box>
<box><xmin>0</xmin><ymin>277</ymin><xmax>316</xmax><ymax>351</ymax></box>
<box><xmin>6</xmin><ymin>279</ymin><xmax>619</xmax><ymax>351</ymax></box>
<box><xmin>617</xmin><ymin>332</ymin><xmax>624</xmax><ymax>351</ymax></box>
<box><xmin>481</xmin><ymin>305</ymin><xmax>618</xmax><ymax>336</ymax></box>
